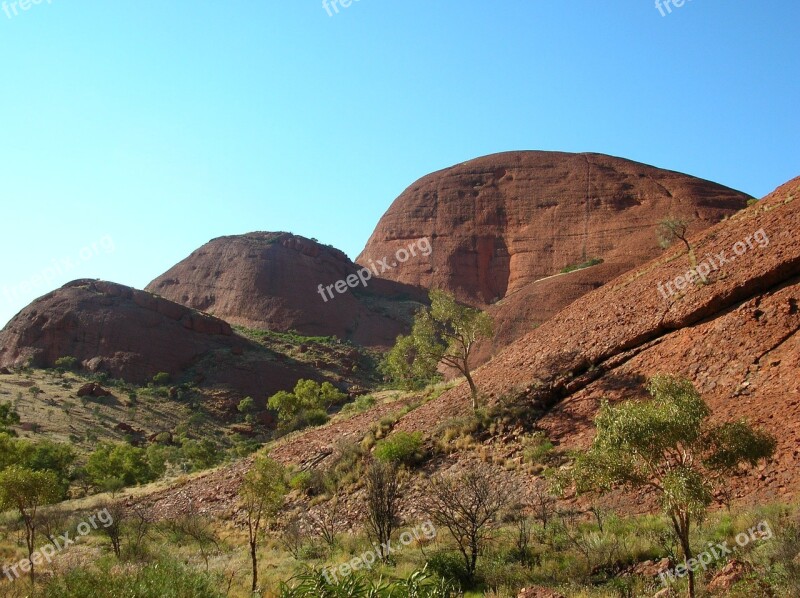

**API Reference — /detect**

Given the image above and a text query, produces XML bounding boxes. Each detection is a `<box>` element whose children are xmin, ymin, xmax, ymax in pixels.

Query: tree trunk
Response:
<box><xmin>250</xmin><ymin>540</ymin><xmax>258</xmax><ymax>592</ymax></box>
<box><xmin>465</xmin><ymin>371</ymin><xmax>478</xmax><ymax>411</ymax></box>
<box><xmin>678</xmin><ymin>523</ymin><xmax>695</xmax><ymax>598</ymax></box>
<box><xmin>26</xmin><ymin>528</ymin><xmax>35</xmax><ymax>585</ymax></box>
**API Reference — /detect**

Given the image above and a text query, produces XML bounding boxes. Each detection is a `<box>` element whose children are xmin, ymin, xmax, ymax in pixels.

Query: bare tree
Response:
<box><xmin>38</xmin><ymin>506</ymin><xmax>70</xmax><ymax>549</ymax></box>
<box><xmin>426</xmin><ymin>466</ymin><xmax>510</xmax><ymax>581</ymax></box>
<box><xmin>162</xmin><ymin>503</ymin><xmax>219</xmax><ymax>571</ymax></box>
<box><xmin>308</xmin><ymin>493</ymin><xmax>341</xmax><ymax>551</ymax></box>
<box><xmin>98</xmin><ymin>501</ymin><xmax>126</xmax><ymax>558</ymax></box>
<box><xmin>280</xmin><ymin>514</ymin><xmax>307</xmax><ymax>560</ymax></box>
<box><xmin>530</xmin><ymin>484</ymin><xmax>556</xmax><ymax>535</ymax></box>
<box><xmin>509</xmin><ymin>506</ymin><xmax>533</xmax><ymax>564</ymax></box>
<box><xmin>128</xmin><ymin>503</ymin><xmax>153</xmax><ymax>558</ymax></box>
<box><xmin>364</xmin><ymin>459</ymin><xmax>401</xmax><ymax>562</ymax></box>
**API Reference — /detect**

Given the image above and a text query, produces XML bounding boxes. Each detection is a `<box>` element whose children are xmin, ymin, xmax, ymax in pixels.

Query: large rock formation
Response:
<box><xmin>146</xmin><ymin>232</ymin><xmax>426</xmax><ymax>347</ymax></box>
<box><xmin>395</xmin><ymin>174</ymin><xmax>800</xmax><ymax>504</ymax></box>
<box><xmin>0</xmin><ymin>279</ymin><xmax>329</xmax><ymax>398</ymax></box>
<box><xmin>358</xmin><ymin>151</ymin><xmax>751</xmax><ymax>357</ymax></box>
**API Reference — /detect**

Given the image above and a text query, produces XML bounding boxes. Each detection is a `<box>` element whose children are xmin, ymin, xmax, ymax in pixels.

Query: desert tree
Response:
<box><xmin>0</xmin><ymin>466</ymin><xmax>61</xmax><ymax>584</ymax></box>
<box><xmin>239</xmin><ymin>454</ymin><xmax>287</xmax><ymax>592</ymax></box>
<box><xmin>162</xmin><ymin>502</ymin><xmax>220</xmax><ymax>571</ymax></box>
<box><xmin>38</xmin><ymin>505</ymin><xmax>69</xmax><ymax>550</ymax></box>
<box><xmin>364</xmin><ymin>458</ymin><xmax>401</xmax><ymax>562</ymax></box>
<box><xmin>384</xmin><ymin>289</ymin><xmax>493</xmax><ymax>410</ymax></box>
<box><xmin>426</xmin><ymin>465</ymin><xmax>510</xmax><ymax>582</ymax></box>
<box><xmin>308</xmin><ymin>492</ymin><xmax>342</xmax><ymax>551</ymax></box>
<box><xmin>97</xmin><ymin>501</ymin><xmax>126</xmax><ymax>558</ymax></box>
<box><xmin>557</xmin><ymin>374</ymin><xmax>776</xmax><ymax>598</ymax></box>
<box><xmin>658</xmin><ymin>217</ymin><xmax>698</xmax><ymax>268</ymax></box>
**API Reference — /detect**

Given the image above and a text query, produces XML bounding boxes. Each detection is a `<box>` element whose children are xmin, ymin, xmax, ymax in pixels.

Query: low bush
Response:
<box><xmin>42</xmin><ymin>557</ymin><xmax>224</xmax><ymax>598</ymax></box>
<box><xmin>374</xmin><ymin>431</ymin><xmax>424</xmax><ymax>466</ymax></box>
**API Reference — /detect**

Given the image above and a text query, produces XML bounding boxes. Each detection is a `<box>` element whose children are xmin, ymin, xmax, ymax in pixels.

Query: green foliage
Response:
<box><xmin>374</xmin><ymin>431</ymin><xmax>424</xmax><ymax>466</ymax></box>
<box><xmin>237</xmin><ymin>396</ymin><xmax>255</xmax><ymax>414</ymax></box>
<box><xmin>278</xmin><ymin>567</ymin><xmax>459</xmax><ymax>597</ymax></box>
<box><xmin>41</xmin><ymin>557</ymin><xmax>224</xmax><ymax>598</ymax></box>
<box><xmin>383</xmin><ymin>290</ymin><xmax>492</xmax><ymax>407</ymax></box>
<box><xmin>521</xmin><ymin>431</ymin><xmax>554</xmax><ymax>465</ymax></box>
<box><xmin>340</xmin><ymin>394</ymin><xmax>377</xmax><ymax>415</ymax></box>
<box><xmin>0</xmin><ymin>401</ymin><xmax>20</xmax><ymax>431</ymax></box>
<box><xmin>560</xmin><ymin>257</ymin><xmax>604</xmax><ymax>274</ymax></box>
<box><xmin>268</xmin><ymin>379</ymin><xmax>345</xmax><ymax>428</ymax></box>
<box><xmin>567</xmin><ymin>375</ymin><xmax>774</xmax><ymax>510</ymax></box>
<box><xmin>152</xmin><ymin>372</ymin><xmax>171</xmax><ymax>385</ymax></box>
<box><xmin>54</xmin><ymin>356</ymin><xmax>79</xmax><ymax>371</ymax></box>
<box><xmin>240</xmin><ymin>455</ymin><xmax>288</xmax><ymax>515</ymax></box>
<box><xmin>84</xmin><ymin>442</ymin><xmax>162</xmax><ymax>489</ymax></box>
<box><xmin>180</xmin><ymin>438</ymin><xmax>222</xmax><ymax>471</ymax></box>
<box><xmin>426</xmin><ymin>551</ymin><xmax>472</xmax><ymax>587</ymax></box>
<box><xmin>562</xmin><ymin>374</ymin><xmax>776</xmax><ymax>596</ymax></box>
<box><xmin>0</xmin><ymin>465</ymin><xmax>61</xmax><ymax>514</ymax></box>
<box><xmin>0</xmin><ymin>433</ymin><xmax>75</xmax><ymax>497</ymax></box>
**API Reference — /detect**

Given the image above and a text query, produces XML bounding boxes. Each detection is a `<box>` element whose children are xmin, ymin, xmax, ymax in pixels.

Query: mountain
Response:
<box><xmin>394</xmin><ymin>175</ymin><xmax>800</xmax><ymax>503</ymax></box>
<box><xmin>146</xmin><ymin>232</ymin><xmax>426</xmax><ymax>347</ymax></box>
<box><xmin>0</xmin><ymin>279</ymin><xmax>351</xmax><ymax>399</ymax></box>
<box><xmin>358</xmin><ymin>151</ymin><xmax>752</xmax><ymax>360</ymax></box>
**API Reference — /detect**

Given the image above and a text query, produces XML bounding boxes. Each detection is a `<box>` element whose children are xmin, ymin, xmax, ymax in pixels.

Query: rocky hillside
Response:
<box><xmin>146</xmin><ymin>232</ymin><xmax>427</xmax><ymax>347</ymax></box>
<box><xmin>358</xmin><ymin>151</ymin><xmax>751</xmax><ymax>359</ymax></box>
<box><xmin>137</xmin><ymin>174</ymin><xmax>798</xmax><ymax>521</ymax></box>
<box><xmin>395</xmin><ymin>174</ymin><xmax>800</xmax><ymax>503</ymax></box>
<box><xmin>0</xmin><ymin>279</ymin><xmax>366</xmax><ymax>400</ymax></box>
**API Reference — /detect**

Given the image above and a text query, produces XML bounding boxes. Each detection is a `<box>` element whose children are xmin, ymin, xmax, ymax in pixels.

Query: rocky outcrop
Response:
<box><xmin>395</xmin><ymin>175</ymin><xmax>800</xmax><ymax>504</ymax></box>
<box><xmin>146</xmin><ymin>232</ymin><xmax>426</xmax><ymax>347</ymax></box>
<box><xmin>0</xmin><ymin>279</ymin><xmax>330</xmax><ymax>399</ymax></box>
<box><xmin>358</xmin><ymin>151</ymin><xmax>751</xmax><ymax>358</ymax></box>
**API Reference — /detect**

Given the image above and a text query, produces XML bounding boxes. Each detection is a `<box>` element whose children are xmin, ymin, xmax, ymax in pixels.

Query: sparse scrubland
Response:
<box><xmin>0</xmin><ymin>365</ymin><xmax>797</xmax><ymax>597</ymax></box>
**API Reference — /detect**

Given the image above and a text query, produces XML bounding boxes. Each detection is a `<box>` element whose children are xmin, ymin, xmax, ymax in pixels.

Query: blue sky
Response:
<box><xmin>1</xmin><ymin>1</ymin><xmax>798</xmax><ymax>327</ymax></box>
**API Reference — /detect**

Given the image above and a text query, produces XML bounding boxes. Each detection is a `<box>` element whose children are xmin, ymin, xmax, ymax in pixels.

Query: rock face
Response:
<box><xmin>146</xmin><ymin>232</ymin><xmax>426</xmax><ymax>347</ymax></box>
<box><xmin>0</xmin><ymin>279</ymin><xmax>328</xmax><ymax>398</ymax></box>
<box><xmin>396</xmin><ymin>175</ymin><xmax>800</xmax><ymax>504</ymax></box>
<box><xmin>358</xmin><ymin>151</ymin><xmax>751</xmax><ymax>357</ymax></box>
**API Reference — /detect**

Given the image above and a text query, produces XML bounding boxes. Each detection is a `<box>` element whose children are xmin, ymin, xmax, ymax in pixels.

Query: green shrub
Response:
<box><xmin>426</xmin><ymin>551</ymin><xmax>472</xmax><ymax>587</ymax></box>
<box><xmin>341</xmin><ymin>394</ymin><xmax>377</xmax><ymax>414</ymax></box>
<box><xmin>278</xmin><ymin>567</ymin><xmax>459</xmax><ymax>597</ymax></box>
<box><xmin>521</xmin><ymin>431</ymin><xmax>554</xmax><ymax>464</ymax></box>
<box><xmin>84</xmin><ymin>442</ymin><xmax>161</xmax><ymax>489</ymax></box>
<box><xmin>152</xmin><ymin>372</ymin><xmax>171</xmax><ymax>385</ymax></box>
<box><xmin>374</xmin><ymin>431</ymin><xmax>424</xmax><ymax>466</ymax></box>
<box><xmin>180</xmin><ymin>438</ymin><xmax>222</xmax><ymax>471</ymax></box>
<box><xmin>54</xmin><ymin>356</ymin><xmax>79</xmax><ymax>371</ymax></box>
<box><xmin>237</xmin><ymin>396</ymin><xmax>255</xmax><ymax>413</ymax></box>
<box><xmin>289</xmin><ymin>470</ymin><xmax>313</xmax><ymax>491</ymax></box>
<box><xmin>560</xmin><ymin>257</ymin><xmax>604</xmax><ymax>274</ymax></box>
<box><xmin>268</xmin><ymin>379</ymin><xmax>345</xmax><ymax>426</ymax></box>
<box><xmin>42</xmin><ymin>557</ymin><xmax>224</xmax><ymax>598</ymax></box>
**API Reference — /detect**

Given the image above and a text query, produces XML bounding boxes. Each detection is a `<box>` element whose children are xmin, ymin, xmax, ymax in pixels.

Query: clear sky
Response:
<box><xmin>1</xmin><ymin>1</ymin><xmax>798</xmax><ymax>327</ymax></box>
